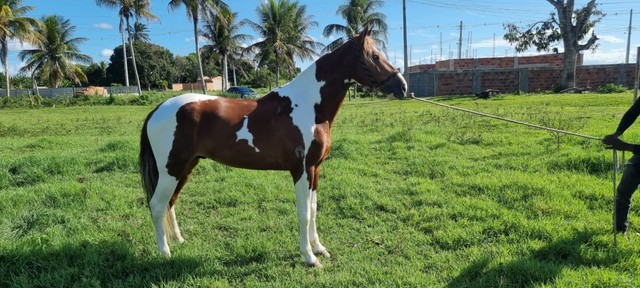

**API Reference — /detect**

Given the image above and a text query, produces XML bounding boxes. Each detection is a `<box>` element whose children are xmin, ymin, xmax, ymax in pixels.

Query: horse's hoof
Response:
<box><xmin>307</xmin><ymin>260</ymin><xmax>323</xmax><ymax>268</ymax></box>
<box><xmin>315</xmin><ymin>249</ymin><xmax>331</xmax><ymax>258</ymax></box>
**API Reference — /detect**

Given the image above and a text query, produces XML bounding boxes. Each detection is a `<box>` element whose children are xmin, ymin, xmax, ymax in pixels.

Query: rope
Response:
<box><xmin>410</xmin><ymin>96</ymin><xmax>601</xmax><ymax>140</ymax></box>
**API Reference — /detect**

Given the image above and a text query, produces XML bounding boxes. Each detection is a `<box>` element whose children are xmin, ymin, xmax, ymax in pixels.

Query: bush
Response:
<box><xmin>596</xmin><ymin>83</ymin><xmax>627</xmax><ymax>94</ymax></box>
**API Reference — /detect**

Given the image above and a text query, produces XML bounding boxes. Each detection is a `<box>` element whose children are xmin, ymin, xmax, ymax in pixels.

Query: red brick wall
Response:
<box><xmin>408</xmin><ymin>63</ymin><xmax>635</xmax><ymax>96</ymax></box>
<box><xmin>435</xmin><ymin>71</ymin><xmax>474</xmax><ymax>95</ymax></box>
<box><xmin>423</xmin><ymin>53</ymin><xmax>582</xmax><ymax>71</ymax></box>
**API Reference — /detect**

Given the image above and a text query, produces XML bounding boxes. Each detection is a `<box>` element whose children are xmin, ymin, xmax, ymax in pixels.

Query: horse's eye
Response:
<box><xmin>372</xmin><ymin>54</ymin><xmax>380</xmax><ymax>61</ymax></box>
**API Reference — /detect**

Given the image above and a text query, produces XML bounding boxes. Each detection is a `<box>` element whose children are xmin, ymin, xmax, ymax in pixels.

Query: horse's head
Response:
<box><xmin>349</xmin><ymin>27</ymin><xmax>407</xmax><ymax>99</ymax></box>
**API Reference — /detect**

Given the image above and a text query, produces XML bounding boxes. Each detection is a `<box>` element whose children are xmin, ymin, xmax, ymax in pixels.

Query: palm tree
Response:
<box><xmin>18</xmin><ymin>15</ymin><xmax>92</xmax><ymax>88</ymax></box>
<box><xmin>200</xmin><ymin>9</ymin><xmax>251</xmax><ymax>91</ymax></box>
<box><xmin>243</xmin><ymin>0</ymin><xmax>322</xmax><ymax>86</ymax></box>
<box><xmin>0</xmin><ymin>0</ymin><xmax>41</xmax><ymax>97</ymax></box>
<box><xmin>131</xmin><ymin>21</ymin><xmax>150</xmax><ymax>43</ymax></box>
<box><xmin>322</xmin><ymin>0</ymin><xmax>388</xmax><ymax>53</ymax></box>
<box><xmin>169</xmin><ymin>0</ymin><xmax>229</xmax><ymax>94</ymax></box>
<box><xmin>95</xmin><ymin>0</ymin><xmax>158</xmax><ymax>94</ymax></box>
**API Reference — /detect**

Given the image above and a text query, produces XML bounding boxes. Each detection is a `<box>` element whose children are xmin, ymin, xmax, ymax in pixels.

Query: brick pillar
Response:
<box><xmin>519</xmin><ymin>68</ymin><xmax>529</xmax><ymax>93</ymax></box>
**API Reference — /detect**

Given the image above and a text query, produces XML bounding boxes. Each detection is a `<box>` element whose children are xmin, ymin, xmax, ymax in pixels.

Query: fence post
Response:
<box><xmin>634</xmin><ymin>46</ymin><xmax>639</xmax><ymax>101</ymax></box>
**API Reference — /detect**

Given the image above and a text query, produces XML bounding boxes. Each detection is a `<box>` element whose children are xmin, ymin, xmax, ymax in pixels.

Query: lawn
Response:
<box><xmin>1</xmin><ymin>92</ymin><xmax>639</xmax><ymax>287</ymax></box>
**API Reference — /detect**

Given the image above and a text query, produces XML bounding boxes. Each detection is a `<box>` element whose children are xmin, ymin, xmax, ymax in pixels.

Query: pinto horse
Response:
<box><xmin>139</xmin><ymin>28</ymin><xmax>407</xmax><ymax>267</ymax></box>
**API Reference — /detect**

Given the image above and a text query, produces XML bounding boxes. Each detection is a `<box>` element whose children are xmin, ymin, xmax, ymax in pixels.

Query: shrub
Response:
<box><xmin>596</xmin><ymin>83</ymin><xmax>627</xmax><ymax>94</ymax></box>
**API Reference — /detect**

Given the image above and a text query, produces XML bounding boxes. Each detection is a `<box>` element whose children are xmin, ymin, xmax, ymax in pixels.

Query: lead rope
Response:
<box><xmin>409</xmin><ymin>94</ymin><xmax>618</xmax><ymax>247</ymax></box>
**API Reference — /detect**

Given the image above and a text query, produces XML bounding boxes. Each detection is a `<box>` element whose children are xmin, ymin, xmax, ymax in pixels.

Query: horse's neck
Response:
<box><xmin>276</xmin><ymin>63</ymin><xmax>349</xmax><ymax>124</ymax></box>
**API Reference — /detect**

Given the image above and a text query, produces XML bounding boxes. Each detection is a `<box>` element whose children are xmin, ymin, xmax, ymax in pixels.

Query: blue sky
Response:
<box><xmin>7</xmin><ymin>0</ymin><xmax>640</xmax><ymax>75</ymax></box>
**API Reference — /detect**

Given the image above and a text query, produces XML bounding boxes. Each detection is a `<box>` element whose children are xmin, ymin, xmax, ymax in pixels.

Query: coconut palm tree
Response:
<box><xmin>18</xmin><ymin>15</ymin><xmax>92</xmax><ymax>88</ymax></box>
<box><xmin>200</xmin><ymin>9</ymin><xmax>251</xmax><ymax>91</ymax></box>
<box><xmin>322</xmin><ymin>0</ymin><xmax>388</xmax><ymax>53</ymax></box>
<box><xmin>243</xmin><ymin>0</ymin><xmax>322</xmax><ymax>86</ymax></box>
<box><xmin>169</xmin><ymin>0</ymin><xmax>229</xmax><ymax>94</ymax></box>
<box><xmin>95</xmin><ymin>0</ymin><xmax>158</xmax><ymax>94</ymax></box>
<box><xmin>0</xmin><ymin>0</ymin><xmax>41</xmax><ymax>97</ymax></box>
<box><xmin>131</xmin><ymin>21</ymin><xmax>151</xmax><ymax>43</ymax></box>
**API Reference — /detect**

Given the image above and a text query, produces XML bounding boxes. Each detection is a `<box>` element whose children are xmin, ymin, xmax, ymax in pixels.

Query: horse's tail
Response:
<box><xmin>139</xmin><ymin>110</ymin><xmax>158</xmax><ymax>206</ymax></box>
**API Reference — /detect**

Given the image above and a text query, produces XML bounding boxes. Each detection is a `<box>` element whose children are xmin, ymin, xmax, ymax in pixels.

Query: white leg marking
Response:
<box><xmin>168</xmin><ymin>206</ymin><xmax>185</xmax><ymax>243</ymax></box>
<box><xmin>149</xmin><ymin>174</ymin><xmax>178</xmax><ymax>256</ymax></box>
<box><xmin>295</xmin><ymin>174</ymin><xmax>320</xmax><ymax>267</ymax></box>
<box><xmin>309</xmin><ymin>190</ymin><xmax>330</xmax><ymax>258</ymax></box>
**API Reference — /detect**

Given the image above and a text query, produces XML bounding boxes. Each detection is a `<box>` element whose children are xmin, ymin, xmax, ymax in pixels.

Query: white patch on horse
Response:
<box><xmin>275</xmin><ymin>63</ymin><xmax>324</xmax><ymax>157</ymax></box>
<box><xmin>147</xmin><ymin>93</ymin><xmax>219</xmax><ymax>180</ymax></box>
<box><xmin>236</xmin><ymin>116</ymin><xmax>260</xmax><ymax>152</ymax></box>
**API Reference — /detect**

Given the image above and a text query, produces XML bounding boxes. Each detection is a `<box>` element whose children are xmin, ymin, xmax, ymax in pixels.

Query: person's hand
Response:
<box><xmin>603</xmin><ymin>134</ymin><xmax>633</xmax><ymax>151</ymax></box>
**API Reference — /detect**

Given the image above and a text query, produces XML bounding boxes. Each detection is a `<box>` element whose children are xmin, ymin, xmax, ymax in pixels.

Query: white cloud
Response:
<box><xmin>100</xmin><ymin>49</ymin><xmax>114</xmax><ymax>57</ymax></box>
<box><xmin>94</xmin><ymin>23</ymin><xmax>113</xmax><ymax>30</ymax></box>
<box><xmin>598</xmin><ymin>34</ymin><xmax>625</xmax><ymax>44</ymax></box>
<box><xmin>7</xmin><ymin>39</ymin><xmax>35</xmax><ymax>52</ymax></box>
<box><xmin>472</xmin><ymin>38</ymin><xmax>510</xmax><ymax>49</ymax></box>
<box><xmin>583</xmin><ymin>48</ymin><xmax>628</xmax><ymax>65</ymax></box>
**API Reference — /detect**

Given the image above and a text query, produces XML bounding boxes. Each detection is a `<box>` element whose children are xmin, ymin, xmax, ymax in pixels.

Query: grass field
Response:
<box><xmin>1</xmin><ymin>92</ymin><xmax>639</xmax><ymax>287</ymax></box>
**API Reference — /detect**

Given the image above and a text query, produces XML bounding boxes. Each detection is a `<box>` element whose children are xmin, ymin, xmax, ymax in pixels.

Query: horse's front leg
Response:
<box><xmin>309</xmin><ymin>166</ymin><xmax>330</xmax><ymax>258</ymax></box>
<box><xmin>293</xmin><ymin>168</ymin><xmax>320</xmax><ymax>267</ymax></box>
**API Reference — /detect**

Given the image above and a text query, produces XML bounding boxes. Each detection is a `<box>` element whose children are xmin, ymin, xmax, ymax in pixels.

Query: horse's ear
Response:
<box><xmin>357</xmin><ymin>26</ymin><xmax>372</xmax><ymax>43</ymax></box>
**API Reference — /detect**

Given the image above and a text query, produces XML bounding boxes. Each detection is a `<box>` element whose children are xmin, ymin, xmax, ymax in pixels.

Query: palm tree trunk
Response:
<box><xmin>275</xmin><ymin>52</ymin><xmax>280</xmax><ymax>87</ymax></box>
<box><xmin>194</xmin><ymin>19</ymin><xmax>207</xmax><ymax>94</ymax></box>
<box><xmin>121</xmin><ymin>31</ymin><xmax>130</xmax><ymax>87</ymax></box>
<box><xmin>222</xmin><ymin>54</ymin><xmax>228</xmax><ymax>91</ymax></box>
<box><xmin>126</xmin><ymin>18</ymin><xmax>142</xmax><ymax>95</ymax></box>
<box><xmin>32</xmin><ymin>74</ymin><xmax>39</xmax><ymax>96</ymax></box>
<box><xmin>232</xmin><ymin>64</ymin><xmax>237</xmax><ymax>87</ymax></box>
<box><xmin>4</xmin><ymin>60</ymin><xmax>10</xmax><ymax>97</ymax></box>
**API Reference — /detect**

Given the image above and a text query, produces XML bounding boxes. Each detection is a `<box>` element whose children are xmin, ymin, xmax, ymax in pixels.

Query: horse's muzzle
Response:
<box><xmin>385</xmin><ymin>72</ymin><xmax>407</xmax><ymax>99</ymax></box>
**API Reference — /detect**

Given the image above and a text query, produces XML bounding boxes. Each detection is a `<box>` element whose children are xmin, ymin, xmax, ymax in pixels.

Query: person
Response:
<box><xmin>603</xmin><ymin>99</ymin><xmax>640</xmax><ymax>235</ymax></box>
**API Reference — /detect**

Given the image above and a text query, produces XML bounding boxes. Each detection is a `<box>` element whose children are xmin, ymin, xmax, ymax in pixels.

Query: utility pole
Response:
<box><xmin>403</xmin><ymin>0</ymin><xmax>409</xmax><ymax>93</ymax></box>
<box><xmin>458</xmin><ymin>20</ymin><xmax>463</xmax><ymax>59</ymax></box>
<box><xmin>439</xmin><ymin>32</ymin><xmax>443</xmax><ymax>61</ymax></box>
<box><xmin>493</xmin><ymin>33</ymin><xmax>496</xmax><ymax>57</ymax></box>
<box><xmin>626</xmin><ymin>9</ymin><xmax>633</xmax><ymax>64</ymax></box>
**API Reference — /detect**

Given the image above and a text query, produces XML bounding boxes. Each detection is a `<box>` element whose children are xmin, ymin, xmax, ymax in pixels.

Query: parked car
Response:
<box><xmin>227</xmin><ymin>86</ymin><xmax>259</xmax><ymax>99</ymax></box>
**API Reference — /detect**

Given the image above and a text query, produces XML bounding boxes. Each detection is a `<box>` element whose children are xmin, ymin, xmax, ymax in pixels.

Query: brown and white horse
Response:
<box><xmin>139</xmin><ymin>28</ymin><xmax>406</xmax><ymax>267</ymax></box>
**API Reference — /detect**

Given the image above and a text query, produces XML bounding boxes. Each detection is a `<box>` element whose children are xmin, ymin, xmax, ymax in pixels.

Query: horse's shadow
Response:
<box><xmin>447</xmin><ymin>230</ymin><xmax>627</xmax><ymax>287</ymax></box>
<box><xmin>0</xmin><ymin>239</ymin><xmax>202</xmax><ymax>287</ymax></box>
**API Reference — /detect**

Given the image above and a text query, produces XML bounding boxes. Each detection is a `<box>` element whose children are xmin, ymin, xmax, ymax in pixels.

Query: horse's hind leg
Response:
<box><xmin>149</xmin><ymin>173</ymin><xmax>179</xmax><ymax>256</ymax></box>
<box><xmin>166</xmin><ymin>160</ymin><xmax>199</xmax><ymax>244</ymax></box>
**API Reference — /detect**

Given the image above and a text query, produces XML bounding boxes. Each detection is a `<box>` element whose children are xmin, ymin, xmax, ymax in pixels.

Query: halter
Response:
<box><xmin>355</xmin><ymin>44</ymin><xmax>400</xmax><ymax>89</ymax></box>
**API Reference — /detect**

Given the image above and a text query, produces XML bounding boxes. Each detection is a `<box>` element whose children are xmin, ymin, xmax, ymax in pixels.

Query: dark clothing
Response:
<box><xmin>616</xmin><ymin>155</ymin><xmax>640</xmax><ymax>232</ymax></box>
<box><xmin>615</xmin><ymin>99</ymin><xmax>640</xmax><ymax>136</ymax></box>
<box><xmin>614</xmin><ymin>99</ymin><xmax>640</xmax><ymax>233</ymax></box>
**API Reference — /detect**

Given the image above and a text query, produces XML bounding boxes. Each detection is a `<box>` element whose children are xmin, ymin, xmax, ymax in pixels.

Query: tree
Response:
<box><xmin>0</xmin><ymin>0</ymin><xmax>41</xmax><ymax>96</ymax></box>
<box><xmin>243</xmin><ymin>0</ymin><xmax>322</xmax><ymax>86</ymax></box>
<box><xmin>133</xmin><ymin>42</ymin><xmax>176</xmax><ymax>90</ymax></box>
<box><xmin>85</xmin><ymin>61</ymin><xmax>108</xmax><ymax>86</ymax></box>
<box><xmin>18</xmin><ymin>15</ymin><xmax>92</xmax><ymax>88</ymax></box>
<box><xmin>131</xmin><ymin>21</ymin><xmax>151</xmax><ymax>43</ymax></box>
<box><xmin>106</xmin><ymin>42</ymin><xmax>175</xmax><ymax>90</ymax></box>
<box><xmin>200</xmin><ymin>9</ymin><xmax>251</xmax><ymax>91</ymax></box>
<box><xmin>95</xmin><ymin>0</ymin><xmax>159</xmax><ymax>94</ymax></box>
<box><xmin>504</xmin><ymin>0</ymin><xmax>603</xmax><ymax>89</ymax></box>
<box><xmin>173</xmin><ymin>53</ymin><xmax>199</xmax><ymax>83</ymax></box>
<box><xmin>169</xmin><ymin>0</ymin><xmax>229</xmax><ymax>94</ymax></box>
<box><xmin>322</xmin><ymin>0</ymin><xmax>388</xmax><ymax>53</ymax></box>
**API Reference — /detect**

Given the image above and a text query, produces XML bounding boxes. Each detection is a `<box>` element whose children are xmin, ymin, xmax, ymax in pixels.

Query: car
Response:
<box><xmin>227</xmin><ymin>86</ymin><xmax>259</xmax><ymax>99</ymax></box>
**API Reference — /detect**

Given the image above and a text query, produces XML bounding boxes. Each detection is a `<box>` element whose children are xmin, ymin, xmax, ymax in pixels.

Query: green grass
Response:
<box><xmin>1</xmin><ymin>92</ymin><xmax>639</xmax><ymax>287</ymax></box>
